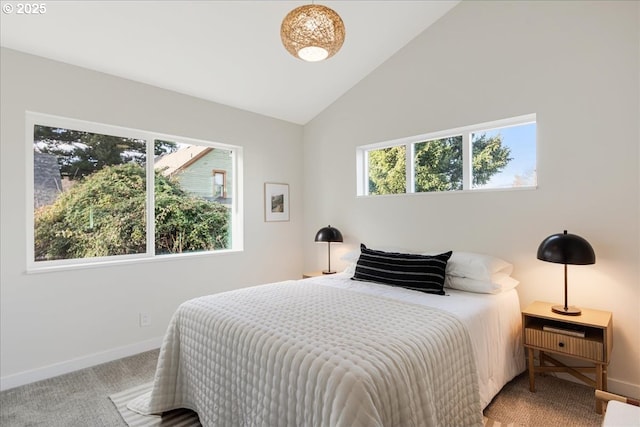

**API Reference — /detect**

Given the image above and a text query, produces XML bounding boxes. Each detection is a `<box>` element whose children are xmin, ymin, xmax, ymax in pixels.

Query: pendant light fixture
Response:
<box><xmin>280</xmin><ymin>3</ymin><xmax>345</xmax><ymax>62</ymax></box>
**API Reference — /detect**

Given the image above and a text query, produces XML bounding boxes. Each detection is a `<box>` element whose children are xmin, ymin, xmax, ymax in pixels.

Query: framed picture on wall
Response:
<box><xmin>264</xmin><ymin>182</ymin><xmax>289</xmax><ymax>222</ymax></box>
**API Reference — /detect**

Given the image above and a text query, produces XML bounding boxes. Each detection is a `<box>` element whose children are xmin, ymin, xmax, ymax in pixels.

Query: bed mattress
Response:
<box><xmin>129</xmin><ymin>273</ymin><xmax>524</xmax><ymax>426</ymax></box>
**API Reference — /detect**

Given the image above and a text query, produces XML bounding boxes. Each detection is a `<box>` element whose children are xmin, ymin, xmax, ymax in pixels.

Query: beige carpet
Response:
<box><xmin>483</xmin><ymin>373</ymin><xmax>604</xmax><ymax>427</ymax></box>
<box><xmin>110</xmin><ymin>382</ymin><xmax>518</xmax><ymax>427</ymax></box>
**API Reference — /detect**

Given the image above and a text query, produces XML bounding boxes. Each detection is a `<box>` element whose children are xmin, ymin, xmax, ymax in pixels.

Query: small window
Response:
<box><xmin>471</xmin><ymin>122</ymin><xmax>536</xmax><ymax>189</ymax></box>
<box><xmin>357</xmin><ymin>114</ymin><xmax>536</xmax><ymax>196</ymax></box>
<box><xmin>414</xmin><ymin>136</ymin><xmax>463</xmax><ymax>193</ymax></box>
<box><xmin>367</xmin><ymin>145</ymin><xmax>406</xmax><ymax>195</ymax></box>
<box><xmin>213</xmin><ymin>170</ymin><xmax>227</xmax><ymax>199</ymax></box>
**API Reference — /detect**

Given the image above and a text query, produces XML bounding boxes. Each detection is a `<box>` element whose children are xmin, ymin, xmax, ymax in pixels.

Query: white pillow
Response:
<box><xmin>340</xmin><ymin>250</ymin><xmax>360</xmax><ymax>264</ymax></box>
<box><xmin>495</xmin><ymin>273</ymin><xmax>520</xmax><ymax>291</ymax></box>
<box><xmin>343</xmin><ymin>262</ymin><xmax>356</xmax><ymax>275</ymax></box>
<box><xmin>443</xmin><ymin>251</ymin><xmax>513</xmax><ymax>282</ymax></box>
<box><xmin>445</xmin><ymin>273</ymin><xmax>519</xmax><ymax>294</ymax></box>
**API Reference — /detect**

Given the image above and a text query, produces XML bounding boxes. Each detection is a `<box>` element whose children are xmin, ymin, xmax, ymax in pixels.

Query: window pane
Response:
<box><xmin>154</xmin><ymin>142</ymin><xmax>232</xmax><ymax>254</ymax></box>
<box><xmin>367</xmin><ymin>146</ymin><xmax>406</xmax><ymax>195</ymax></box>
<box><xmin>213</xmin><ymin>171</ymin><xmax>226</xmax><ymax>198</ymax></box>
<box><xmin>414</xmin><ymin>136</ymin><xmax>463</xmax><ymax>192</ymax></box>
<box><xmin>471</xmin><ymin>123</ymin><xmax>536</xmax><ymax>189</ymax></box>
<box><xmin>33</xmin><ymin>125</ymin><xmax>147</xmax><ymax>261</ymax></box>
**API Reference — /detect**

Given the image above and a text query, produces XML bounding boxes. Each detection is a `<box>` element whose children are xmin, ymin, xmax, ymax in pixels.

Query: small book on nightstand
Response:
<box><xmin>542</xmin><ymin>324</ymin><xmax>586</xmax><ymax>338</ymax></box>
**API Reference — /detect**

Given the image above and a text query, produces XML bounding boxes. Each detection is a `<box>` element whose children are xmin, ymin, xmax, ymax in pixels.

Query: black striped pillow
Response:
<box><xmin>352</xmin><ymin>244</ymin><xmax>452</xmax><ymax>295</ymax></box>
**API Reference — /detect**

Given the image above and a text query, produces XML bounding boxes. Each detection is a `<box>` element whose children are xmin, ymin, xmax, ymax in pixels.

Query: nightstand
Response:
<box><xmin>522</xmin><ymin>301</ymin><xmax>613</xmax><ymax>414</ymax></box>
<box><xmin>302</xmin><ymin>271</ymin><xmax>325</xmax><ymax>278</ymax></box>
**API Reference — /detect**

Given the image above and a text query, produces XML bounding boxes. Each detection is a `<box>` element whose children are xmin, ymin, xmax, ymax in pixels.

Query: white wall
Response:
<box><xmin>2</xmin><ymin>0</ymin><xmax>639</xmax><ymax>398</ymax></box>
<box><xmin>0</xmin><ymin>47</ymin><xmax>304</xmax><ymax>389</ymax></box>
<box><xmin>303</xmin><ymin>1</ymin><xmax>640</xmax><ymax>397</ymax></box>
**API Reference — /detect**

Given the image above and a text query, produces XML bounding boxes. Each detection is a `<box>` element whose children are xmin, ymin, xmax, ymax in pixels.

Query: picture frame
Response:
<box><xmin>264</xmin><ymin>182</ymin><xmax>289</xmax><ymax>222</ymax></box>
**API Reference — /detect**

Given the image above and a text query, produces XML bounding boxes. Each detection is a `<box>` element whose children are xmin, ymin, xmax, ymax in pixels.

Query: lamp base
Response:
<box><xmin>322</xmin><ymin>270</ymin><xmax>337</xmax><ymax>275</ymax></box>
<box><xmin>552</xmin><ymin>305</ymin><xmax>582</xmax><ymax>316</ymax></box>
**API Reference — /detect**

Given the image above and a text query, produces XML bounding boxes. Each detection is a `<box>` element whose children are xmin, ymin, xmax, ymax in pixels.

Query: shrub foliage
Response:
<box><xmin>34</xmin><ymin>163</ymin><xmax>229</xmax><ymax>261</ymax></box>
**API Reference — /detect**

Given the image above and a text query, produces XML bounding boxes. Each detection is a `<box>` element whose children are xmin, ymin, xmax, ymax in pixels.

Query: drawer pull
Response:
<box><xmin>558</xmin><ymin>342</ymin><xmax>565</xmax><ymax>348</ymax></box>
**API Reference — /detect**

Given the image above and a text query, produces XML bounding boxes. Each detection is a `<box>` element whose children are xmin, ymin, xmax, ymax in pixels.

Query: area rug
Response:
<box><xmin>110</xmin><ymin>382</ymin><xmax>515</xmax><ymax>427</ymax></box>
<box><xmin>109</xmin><ymin>382</ymin><xmax>201</xmax><ymax>427</ymax></box>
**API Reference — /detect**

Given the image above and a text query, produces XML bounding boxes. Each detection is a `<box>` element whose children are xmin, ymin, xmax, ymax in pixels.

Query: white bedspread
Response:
<box><xmin>129</xmin><ymin>279</ymin><xmax>486</xmax><ymax>427</ymax></box>
<box><xmin>314</xmin><ymin>273</ymin><xmax>525</xmax><ymax>408</ymax></box>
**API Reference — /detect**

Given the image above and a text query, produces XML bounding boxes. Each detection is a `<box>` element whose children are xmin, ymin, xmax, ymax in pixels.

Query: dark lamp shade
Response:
<box><xmin>314</xmin><ymin>226</ymin><xmax>343</xmax><ymax>243</ymax></box>
<box><xmin>537</xmin><ymin>230</ymin><xmax>595</xmax><ymax>265</ymax></box>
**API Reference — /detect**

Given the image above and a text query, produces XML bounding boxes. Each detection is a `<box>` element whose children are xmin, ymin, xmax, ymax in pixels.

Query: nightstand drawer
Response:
<box><xmin>525</xmin><ymin>328</ymin><xmax>604</xmax><ymax>362</ymax></box>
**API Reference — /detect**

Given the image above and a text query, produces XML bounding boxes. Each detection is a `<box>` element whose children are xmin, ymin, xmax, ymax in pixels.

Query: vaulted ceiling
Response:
<box><xmin>0</xmin><ymin>1</ymin><xmax>459</xmax><ymax>124</ymax></box>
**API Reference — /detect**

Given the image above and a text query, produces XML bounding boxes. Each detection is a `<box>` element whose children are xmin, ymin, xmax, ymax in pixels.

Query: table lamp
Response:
<box><xmin>314</xmin><ymin>225</ymin><xmax>343</xmax><ymax>274</ymax></box>
<box><xmin>537</xmin><ymin>230</ymin><xmax>595</xmax><ymax>315</ymax></box>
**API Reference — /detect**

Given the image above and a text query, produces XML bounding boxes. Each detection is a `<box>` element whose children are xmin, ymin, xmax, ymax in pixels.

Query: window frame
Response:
<box><xmin>26</xmin><ymin>111</ymin><xmax>244</xmax><ymax>273</ymax></box>
<box><xmin>356</xmin><ymin>114</ymin><xmax>537</xmax><ymax>196</ymax></box>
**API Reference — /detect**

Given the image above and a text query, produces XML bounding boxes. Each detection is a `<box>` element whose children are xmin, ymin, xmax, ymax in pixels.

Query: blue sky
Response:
<box><xmin>472</xmin><ymin>122</ymin><xmax>536</xmax><ymax>188</ymax></box>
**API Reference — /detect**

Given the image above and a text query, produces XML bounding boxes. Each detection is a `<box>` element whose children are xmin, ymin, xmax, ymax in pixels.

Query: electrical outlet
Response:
<box><xmin>139</xmin><ymin>312</ymin><xmax>151</xmax><ymax>327</ymax></box>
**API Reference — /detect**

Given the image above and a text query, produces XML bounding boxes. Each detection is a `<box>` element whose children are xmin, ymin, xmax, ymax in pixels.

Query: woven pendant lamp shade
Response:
<box><xmin>280</xmin><ymin>4</ymin><xmax>345</xmax><ymax>62</ymax></box>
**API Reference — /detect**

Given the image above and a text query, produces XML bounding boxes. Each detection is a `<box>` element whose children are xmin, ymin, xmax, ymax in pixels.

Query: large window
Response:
<box><xmin>357</xmin><ymin>114</ymin><xmax>536</xmax><ymax>196</ymax></box>
<box><xmin>27</xmin><ymin>112</ymin><xmax>243</xmax><ymax>270</ymax></box>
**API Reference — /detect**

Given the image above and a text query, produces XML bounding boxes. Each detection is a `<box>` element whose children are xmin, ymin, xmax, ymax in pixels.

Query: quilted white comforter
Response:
<box><xmin>129</xmin><ymin>281</ymin><xmax>483</xmax><ymax>427</ymax></box>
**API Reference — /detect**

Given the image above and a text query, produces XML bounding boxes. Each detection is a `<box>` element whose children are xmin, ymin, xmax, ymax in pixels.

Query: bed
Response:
<box><xmin>129</xmin><ymin>251</ymin><xmax>525</xmax><ymax>427</ymax></box>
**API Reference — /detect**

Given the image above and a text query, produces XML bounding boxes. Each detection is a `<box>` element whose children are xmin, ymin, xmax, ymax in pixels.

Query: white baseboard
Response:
<box><xmin>606</xmin><ymin>377</ymin><xmax>640</xmax><ymax>399</ymax></box>
<box><xmin>0</xmin><ymin>336</ymin><xmax>163</xmax><ymax>392</ymax></box>
<box><xmin>553</xmin><ymin>373</ymin><xmax>640</xmax><ymax>399</ymax></box>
